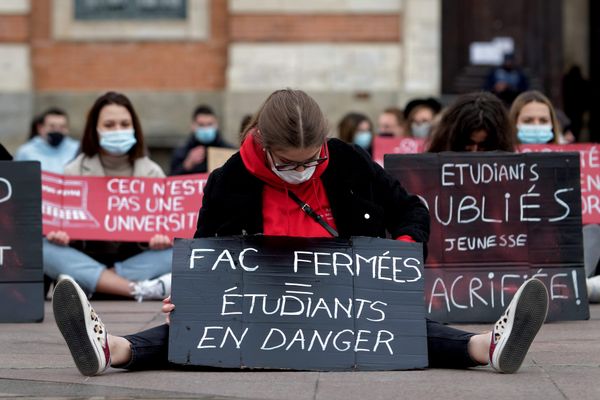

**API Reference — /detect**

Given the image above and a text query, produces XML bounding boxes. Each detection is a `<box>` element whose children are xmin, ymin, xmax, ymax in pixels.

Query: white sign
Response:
<box><xmin>469</xmin><ymin>37</ymin><xmax>515</xmax><ymax>66</ymax></box>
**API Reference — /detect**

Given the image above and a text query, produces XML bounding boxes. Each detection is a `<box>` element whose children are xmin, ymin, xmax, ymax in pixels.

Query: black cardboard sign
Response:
<box><xmin>0</xmin><ymin>161</ymin><xmax>43</xmax><ymax>323</ymax></box>
<box><xmin>385</xmin><ymin>152</ymin><xmax>589</xmax><ymax>322</ymax></box>
<box><xmin>169</xmin><ymin>236</ymin><xmax>428</xmax><ymax>371</ymax></box>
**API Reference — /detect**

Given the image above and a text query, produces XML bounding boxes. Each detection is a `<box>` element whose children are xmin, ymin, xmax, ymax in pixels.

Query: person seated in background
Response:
<box><xmin>377</xmin><ymin>107</ymin><xmax>406</xmax><ymax>138</ymax></box>
<box><xmin>509</xmin><ymin>90</ymin><xmax>568</xmax><ymax>145</ymax></box>
<box><xmin>403</xmin><ymin>97</ymin><xmax>442</xmax><ymax>140</ymax></box>
<box><xmin>485</xmin><ymin>53</ymin><xmax>529</xmax><ymax>106</ymax></box>
<box><xmin>238</xmin><ymin>114</ymin><xmax>254</xmax><ymax>145</ymax></box>
<box><xmin>15</xmin><ymin>108</ymin><xmax>79</xmax><ymax>173</ymax></box>
<box><xmin>510</xmin><ymin>91</ymin><xmax>600</xmax><ymax>302</ymax></box>
<box><xmin>429</xmin><ymin>91</ymin><xmax>599</xmax><ymax>302</ymax></box>
<box><xmin>562</xmin><ymin>65</ymin><xmax>590</xmax><ymax>142</ymax></box>
<box><xmin>44</xmin><ymin>92</ymin><xmax>172</xmax><ymax>301</ymax></box>
<box><xmin>170</xmin><ymin>105</ymin><xmax>234</xmax><ymax>175</ymax></box>
<box><xmin>427</xmin><ymin>92</ymin><xmax>516</xmax><ymax>153</ymax></box>
<box><xmin>337</xmin><ymin>112</ymin><xmax>374</xmax><ymax>155</ymax></box>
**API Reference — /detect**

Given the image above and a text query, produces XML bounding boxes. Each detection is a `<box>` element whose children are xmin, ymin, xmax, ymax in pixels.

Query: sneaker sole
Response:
<box><xmin>496</xmin><ymin>279</ymin><xmax>548</xmax><ymax>373</ymax></box>
<box><xmin>53</xmin><ymin>280</ymin><xmax>101</xmax><ymax>376</ymax></box>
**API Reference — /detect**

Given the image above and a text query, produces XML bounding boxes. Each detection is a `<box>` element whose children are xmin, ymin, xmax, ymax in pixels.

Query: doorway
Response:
<box><xmin>441</xmin><ymin>0</ymin><xmax>563</xmax><ymax>105</ymax></box>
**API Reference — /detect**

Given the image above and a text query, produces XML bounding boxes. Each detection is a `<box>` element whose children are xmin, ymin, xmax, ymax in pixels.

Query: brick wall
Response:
<box><xmin>1</xmin><ymin>0</ymin><xmax>414</xmax><ymax>158</ymax></box>
<box><xmin>230</xmin><ymin>14</ymin><xmax>401</xmax><ymax>42</ymax></box>
<box><xmin>30</xmin><ymin>0</ymin><xmax>229</xmax><ymax>91</ymax></box>
<box><xmin>27</xmin><ymin>0</ymin><xmax>402</xmax><ymax>91</ymax></box>
<box><xmin>0</xmin><ymin>15</ymin><xmax>28</xmax><ymax>42</ymax></box>
<box><xmin>225</xmin><ymin>4</ymin><xmax>406</xmax><ymax>142</ymax></box>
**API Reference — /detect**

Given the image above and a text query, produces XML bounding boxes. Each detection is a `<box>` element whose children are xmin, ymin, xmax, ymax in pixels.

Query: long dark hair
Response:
<box><xmin>338</xmin><ymin>112</ymin><xmax>372</xmax><ymax>143</ymax></box>
<box><xmin>80</xmin><ymin>92</ymin><xmax>146</xmax><ymax>160</ymax></box>
<box><xmin>427</xmin><ymin>92</ymin><xmax>516</xmax><ymax>152</ymax></box>
<box><xmin>241</xmin><ymin>89</ymin><xmax>329</xmax><ymax>150</ymax></box>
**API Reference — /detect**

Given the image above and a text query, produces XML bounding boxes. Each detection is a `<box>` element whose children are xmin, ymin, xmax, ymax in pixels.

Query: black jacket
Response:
<box><xmin>170</xmin><ymin>132</ymin><xmax>234</xmax><ymax>175</ymax></box>
<box><xmin>0</xmin><ymin>143</ymin><xmax>12</xmax><ymax>160</ymax></box>
<box><xmin>194</xmin><ymin>139</ymin><xmax>429</xmax><ymax>251</ymax></box>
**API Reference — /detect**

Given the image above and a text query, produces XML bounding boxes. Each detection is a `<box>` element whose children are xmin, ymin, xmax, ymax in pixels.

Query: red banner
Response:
<box><xmin>519</xmin><ymin>143</ymin><xmax>600</xmax><ymax>224</ymax></box>
<box><xmin>41</xmin><ymin>172</ymin><xmax>208</xmax><ymax>242</ymax></box>
<box><xmin>372</xmin><ymin>136</ymin><xmax>425</xmax><ymax>166</ymax></box>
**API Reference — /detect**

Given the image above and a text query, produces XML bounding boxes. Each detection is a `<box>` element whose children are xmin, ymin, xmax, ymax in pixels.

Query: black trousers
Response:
<box><xmin>121</xmin><ymin>320</ymin><xmax>479</xmax><ymax>370</ymax></box>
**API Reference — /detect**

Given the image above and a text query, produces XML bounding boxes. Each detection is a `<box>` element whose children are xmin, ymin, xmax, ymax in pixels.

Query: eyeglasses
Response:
<box><xmin>268</xmin><ymin>146</ymin><xmax>328</xmax><ymax>171</ymax></box>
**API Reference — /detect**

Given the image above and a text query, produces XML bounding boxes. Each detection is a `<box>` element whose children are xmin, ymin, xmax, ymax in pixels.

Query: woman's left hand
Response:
<box><xmin>162</xmin><ymin>295</ymin><xmax>175</xmax><ymax>324</ymax></box>
<box><xmin>149</xmin><ymin>234</ymin><xmax>172</xmax><ymax>250</ymax></box>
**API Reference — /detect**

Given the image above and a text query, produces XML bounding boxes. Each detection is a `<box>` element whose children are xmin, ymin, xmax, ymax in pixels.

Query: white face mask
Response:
<box><xmin>271</xmin><ymin>165</ymin><xmax>316</xmax><ymax>185</ymax></box>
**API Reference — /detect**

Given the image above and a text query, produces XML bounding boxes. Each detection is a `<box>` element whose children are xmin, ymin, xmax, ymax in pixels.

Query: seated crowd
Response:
<box><xmin>1</xmin><ymin>87</ymin><xmax>596</xmax><ymax>378</ymax></box>
<box><xmin>4</xmin><ymin>87</ymin><xmax>598</xmax><ymax>303</ymax></box>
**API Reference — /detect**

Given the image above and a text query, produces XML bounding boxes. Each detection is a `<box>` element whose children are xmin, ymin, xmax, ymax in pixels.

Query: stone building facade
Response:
<box><xmin>0</xmin><ymin>0</ymin><xmax>591</xmax><ymax>159</ymax></box>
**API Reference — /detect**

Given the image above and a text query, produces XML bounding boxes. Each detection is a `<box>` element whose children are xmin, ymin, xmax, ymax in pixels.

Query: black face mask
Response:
<box><xmin>378</xmin><ymin>132</ymin><xmax>395</xmax><ymax>138</ymax></box>
<box><xmin>47</xmin><ymin>132</ymin><xmax>65</xmax><ymax>147</ymax></box>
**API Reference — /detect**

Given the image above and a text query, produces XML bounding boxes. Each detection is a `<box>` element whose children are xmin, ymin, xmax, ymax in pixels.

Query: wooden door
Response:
<box><xmin>442</xmin><ymin>0</ymin><xmax>563</xmax><ymax>104</ymax></box>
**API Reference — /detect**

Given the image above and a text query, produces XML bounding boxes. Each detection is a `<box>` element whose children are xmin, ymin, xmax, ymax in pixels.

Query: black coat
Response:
<box><xmin>170</xmin><ymin>132</ymin><xmax>234</xmax><ymax>175</ymax></box>
<box><xmin>194</xmin><ymin>139</ymin><xmax>429</xmax><ymax>252</ymax></box>
<box><xmin>0</xmin><ymin>143</ymin><xmax>12</xmax><ymax>160</ymax></box>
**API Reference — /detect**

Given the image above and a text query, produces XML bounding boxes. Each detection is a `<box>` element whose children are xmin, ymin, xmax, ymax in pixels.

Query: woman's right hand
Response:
<box><xmin>46</xmin><ymin>230</ymin><xmax>70</xmax><ymax>246</ymax></box>
<box><xmin>162</xmin><ymin>295</ymin><xmax>175</xmax><ymax>324</ymax></box>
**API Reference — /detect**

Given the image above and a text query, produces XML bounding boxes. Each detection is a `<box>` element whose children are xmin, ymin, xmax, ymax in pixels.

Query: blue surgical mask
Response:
<box><xmin>98</xmin><ymin>129</ymin><xmax>137</xmax><ymax>155</ymax></box>
<box><xmin>353</xmin><ymin>131</ymin><xmax>372</xmax><ymax>149</ymax></box>
<box><xmin>517</xmin><ymin>124</ymin><xmax>554</xmax><ymax>144</ymax></box>
<box><xmin>194</xmin><ymin>126</ymin><xmax>217</xmax><ymax>144</ymax></box>
<box><xmin>411</xmin><ymin>122</ymin><xmax>432</xmax><ymax>139</ymax></box>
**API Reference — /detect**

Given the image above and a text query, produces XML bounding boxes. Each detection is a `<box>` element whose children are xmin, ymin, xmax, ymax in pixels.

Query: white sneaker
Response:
<box><xmin>489</xmin><ymin>278</ymin><xmax>549</xmax><ymax>374</ymax></box>
<box><xmin>52</xmin><ymin>276</ymin><xmax>110</xmax><ymax>376</ymax></box>
<box><xmin>131</xmin><ymin>273</ymin><xmax>171</xmax><ymax>302</ymax></box>
<box><xmin>587</xmin><ymin>275</ymin><xmax>600</xmax><ymax>303</ymax></box>
<box><xmin>57</xmin><ymin>274</ymin><xmax>72</xmax><ymax>282</ymax></box>
<box><xmin>47</xmin><ymin>274</ymin><xmax>77</xmax><ymax>301</ymax></box>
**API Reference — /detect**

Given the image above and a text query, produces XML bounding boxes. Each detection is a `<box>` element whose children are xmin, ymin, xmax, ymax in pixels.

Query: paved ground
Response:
<box><xmin>0</xmin><ymin>301</ymin><xmax>598</xmax><ymax>399</ymax></box>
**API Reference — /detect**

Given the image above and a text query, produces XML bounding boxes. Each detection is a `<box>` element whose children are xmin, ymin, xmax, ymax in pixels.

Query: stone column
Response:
<box><xmin>401</xmin><ymin>0</ymin><xmax>441</xmax><ymax>105</ymax></box>
<box><xmin>0</xmin><ymin>0</ymin><xmax>32</xmax><ymax>153</ymax></box>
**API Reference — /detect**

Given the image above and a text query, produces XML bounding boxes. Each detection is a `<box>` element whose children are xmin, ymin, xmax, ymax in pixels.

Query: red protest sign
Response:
<box><xmin>372</xmin><ymin>136</ymin><xmax>425</xmax><ymax>165</ymax></box>
<box><xmin>42</xmin><ymin>172</ymin><xmax>208</xmax><ymax>242</ymax></box>
<box><xmin>519</xmin><ymin>143</ymin><xmax>600</xmax><ymax>224</ymax></box>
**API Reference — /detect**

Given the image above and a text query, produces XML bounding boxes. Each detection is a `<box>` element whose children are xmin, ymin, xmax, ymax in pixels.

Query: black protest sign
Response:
<box><xmin>169</xmin><ymin>236</ymin><xmax>427</xmax><ymax>371</ymax></box>
<box><xmin>385</xmin><ymin>152</ymin><xmax>589</xmax><ymax>322</ymax></box>
<box><xmin>0</xmin><ymin>161</ymin><xmax>43</xmax><ymax>323</ymax></box>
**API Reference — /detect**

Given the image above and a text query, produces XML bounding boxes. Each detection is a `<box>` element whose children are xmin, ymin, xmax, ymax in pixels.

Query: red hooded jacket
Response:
<box><xmin>240</xmin><ymin>132</ymin><xmax>337</xmax><ymax>237</ymax></box>
<box><xmin>239</xmin><ymin>131</ymin><xmax>414</xmax><ymax>242</ymax></box>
